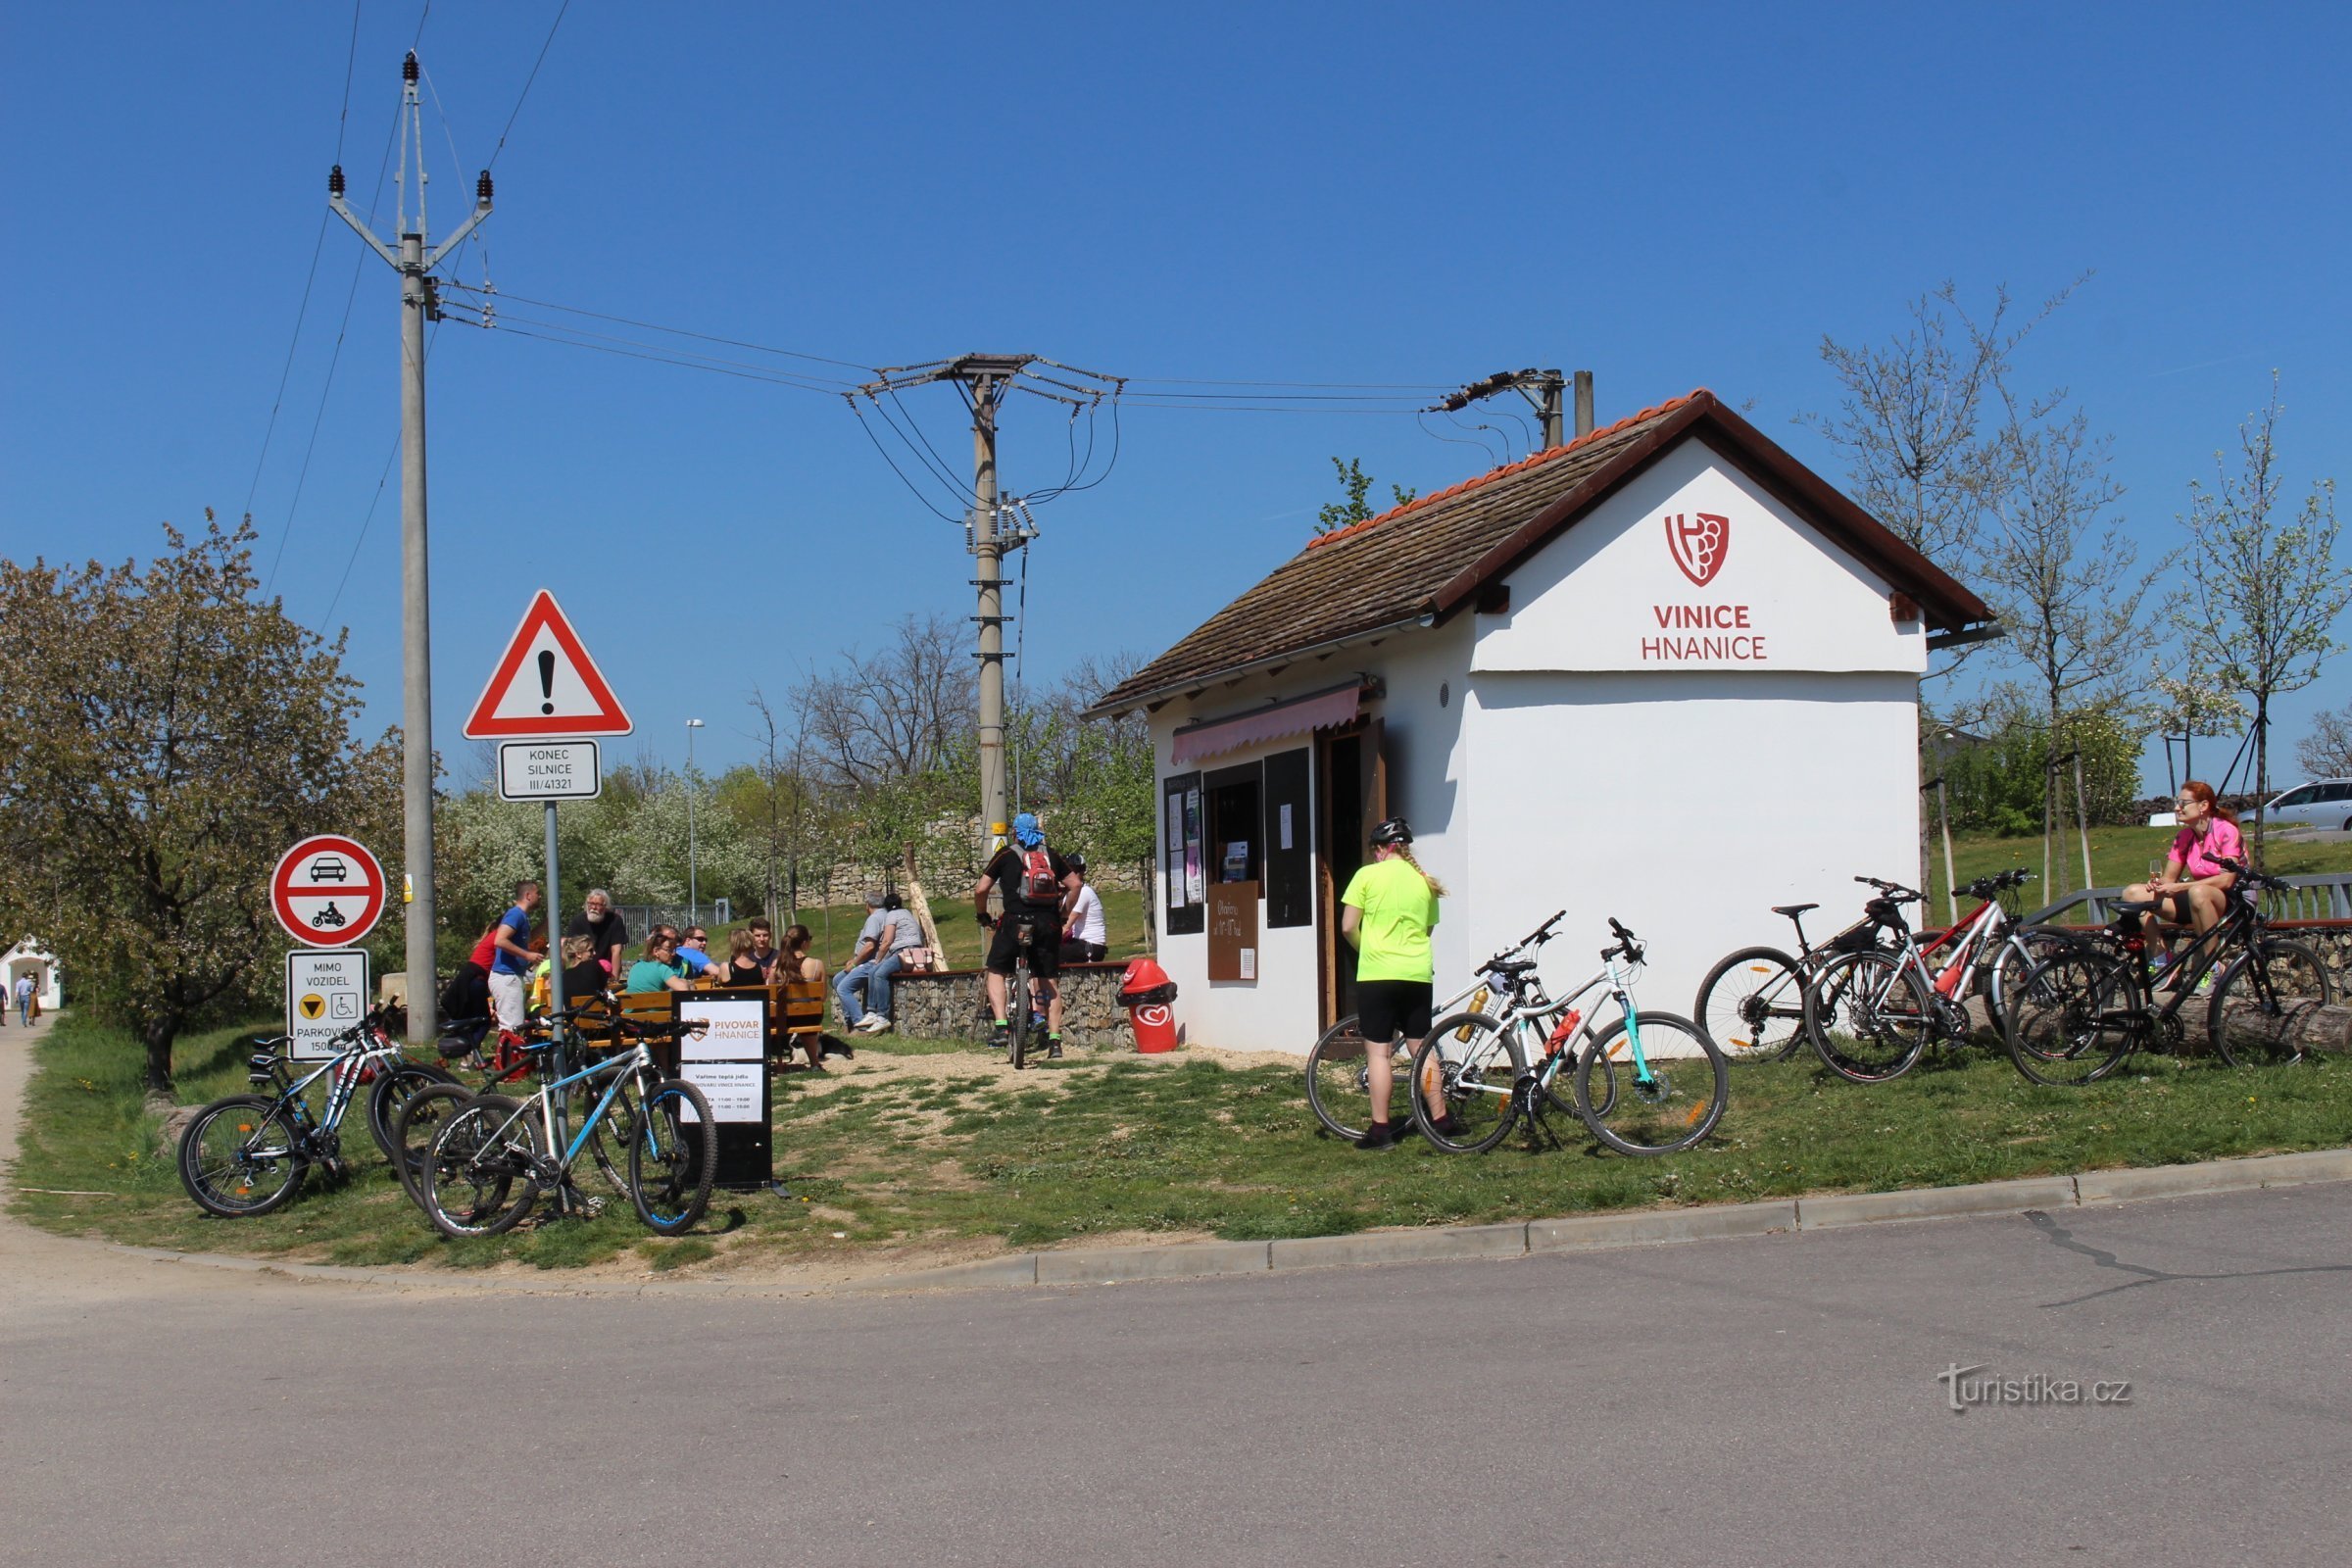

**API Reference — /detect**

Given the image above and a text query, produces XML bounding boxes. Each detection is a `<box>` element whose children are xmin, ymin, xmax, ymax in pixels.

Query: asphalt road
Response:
<box><xmin>4</xmin><ymin>1024</ymin><xmax>2350</xmax><ymax>1566</ymax></box>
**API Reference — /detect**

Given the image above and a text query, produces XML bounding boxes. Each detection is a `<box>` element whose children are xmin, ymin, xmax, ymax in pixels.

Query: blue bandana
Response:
<box><xmin>1012</xmin><ymin>812</ymin><xmax>1043</xmax><ymax>849</ymax></box>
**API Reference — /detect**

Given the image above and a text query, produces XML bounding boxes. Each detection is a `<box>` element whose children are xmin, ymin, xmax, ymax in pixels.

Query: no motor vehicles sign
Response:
<box><xmin>271</xmin><ymin>835</ymin><xmax>387</xmax><ymax>947</ymax></box>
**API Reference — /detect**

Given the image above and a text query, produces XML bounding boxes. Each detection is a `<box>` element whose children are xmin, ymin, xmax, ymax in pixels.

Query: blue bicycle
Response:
<box><xmin>422</xmin><ymin>1011</ymin><xmax>716</xmax><ymax>1238</ymax></box>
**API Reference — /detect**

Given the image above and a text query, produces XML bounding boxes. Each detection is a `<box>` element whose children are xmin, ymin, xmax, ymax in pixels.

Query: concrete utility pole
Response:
<box><xmin>1428</xmin><ymin>368</ymin><xmax>1590</xmax><ymax>451</ymax></box>
<box><xmin>855</xmin><ymin>354</ymin><xmax>1044</xmax><ymax>855</ymax></box>
<box><xmin>330</xmin><ymin>51</ymin><xmax>493</xmax><ymax>1042</ymax></box>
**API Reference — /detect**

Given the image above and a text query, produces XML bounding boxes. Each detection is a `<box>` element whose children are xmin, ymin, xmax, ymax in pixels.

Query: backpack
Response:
<box><xmin>1017</xmin><ymin>846</ymin><xmax>1062</xmax><ymax>905</ymax></box>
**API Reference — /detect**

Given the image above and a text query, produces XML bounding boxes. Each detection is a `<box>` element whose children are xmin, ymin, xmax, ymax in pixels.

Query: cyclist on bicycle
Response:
<box><xmin>974</xmin><ymin>811</ymin><xmax>1082</xmax><ymax>1057</ymax></box>
<box><xmin>1342</xmin><ymin>817</ymin><xmax>1457</xmax><ymax>1149</ymax></box>
<box><xmin>2122</xmin><ymin>780</ymin><xmax>2243</xmax><ymax>981</ymax></box>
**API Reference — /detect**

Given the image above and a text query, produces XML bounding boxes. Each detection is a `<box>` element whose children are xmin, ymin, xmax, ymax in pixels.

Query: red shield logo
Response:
<box><xmin>1664</xmin><ymin>512</ymin><xmax>1729</xmax><ymax>587</ymax></box>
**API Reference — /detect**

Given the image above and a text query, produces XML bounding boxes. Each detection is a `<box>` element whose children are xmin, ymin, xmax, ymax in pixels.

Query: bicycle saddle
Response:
<box><xmin>1771</xmin><ymin>904</ymin><xmax>1818</xmax><ymax>917</ymax></box>
<box><xmin>2115</xmin><ymin>899</ymin><xmax>2160</xmax><ymax>914</ymax></box>
<box><xmin>1484</xmin><ymin>958</ymin><xmax>1539</xmax><ymax>976</ymax></box>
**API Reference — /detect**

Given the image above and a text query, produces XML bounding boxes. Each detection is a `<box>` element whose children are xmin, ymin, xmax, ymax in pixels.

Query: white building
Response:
<box><xmin>3</xmin><ymin>938</ymin><xmax>64</xmax><ymax>1012</ymax></box>
<box><xmin>1089</xmin><ymin>389</ymin><xmax>1993</xmax><ymax>1054</ymax></box>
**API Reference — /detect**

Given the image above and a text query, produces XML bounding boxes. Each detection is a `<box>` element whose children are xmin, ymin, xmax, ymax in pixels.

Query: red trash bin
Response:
<box><xmin>1118</xmin><ymin>957</ymin><xmax>1180</xmax><ymax>1054</ymax></box>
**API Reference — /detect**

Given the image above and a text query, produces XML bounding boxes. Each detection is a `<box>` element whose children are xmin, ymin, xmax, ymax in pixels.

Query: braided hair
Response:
<box><xmin>1391</xmin><ymin>844</ymin><xmax>1448</xmax><ymax>900</ymax></box>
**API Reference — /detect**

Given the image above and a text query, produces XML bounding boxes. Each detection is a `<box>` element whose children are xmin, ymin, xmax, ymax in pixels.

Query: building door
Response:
<box><xmin>1315</xmin><ymin>718</ymin><xmax>1385</xmax><ymax>1028</ymax></box>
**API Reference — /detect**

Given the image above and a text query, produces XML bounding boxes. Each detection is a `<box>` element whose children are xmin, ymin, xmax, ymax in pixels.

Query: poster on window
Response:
<box><xmin>1185</xmin><ymin>786</ymin><xmax>1204</xmax><ymax>903</ymax></box>
<box><xmin>1166</xmin><ymin>794</ymin><xmax>1188</xmax><ymax>906</ymax></box>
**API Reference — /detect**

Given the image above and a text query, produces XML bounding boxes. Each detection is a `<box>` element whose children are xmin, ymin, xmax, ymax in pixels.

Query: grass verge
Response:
<box><xmin>14</xmin><ymin>1011</ymin><xmax>2352</xmax><ymax>1276</ymax></box>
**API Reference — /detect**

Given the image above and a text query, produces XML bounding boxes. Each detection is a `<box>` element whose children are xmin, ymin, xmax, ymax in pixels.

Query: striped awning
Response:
<box><xmin>1170</xmin><ymin>682</ymin><xmax>1364</xmax><ymax>766</ymax></box>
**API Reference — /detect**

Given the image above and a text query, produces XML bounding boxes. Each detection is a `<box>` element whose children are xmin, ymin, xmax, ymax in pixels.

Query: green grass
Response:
<box><xmin>1925</xmin><ymin>826</ymin><xmax>2352</xmax><ymax>918</ymax></box>
<box><xmin>16</xmin><ymin>1009</ymin><xmax>2352</xmax><ymax>1276</ymax></box>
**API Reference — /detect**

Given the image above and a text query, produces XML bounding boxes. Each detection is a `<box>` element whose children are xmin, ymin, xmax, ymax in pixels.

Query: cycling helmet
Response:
<box><xmin>1370</xmin><ymin>817</ymin><xmax>1413</xmax><ymax>847</ymax></box>
<box><xmin>1065</xmin><ymin>851</ymin><xmax>1088</xmax><ymax>873</ymax></box>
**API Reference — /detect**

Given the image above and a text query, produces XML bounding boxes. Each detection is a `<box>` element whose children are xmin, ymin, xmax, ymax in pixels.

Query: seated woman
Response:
<box><xmin>719</xmin><ymin>928</ymin><xmax>768</xmax><ymax>987</ymax></box>
<box><xmin>779</xmin><ymin>923</ymin><xmax>828</xmax><ymax>1072</ymax></box>
<box><xmin>2121</xmin><ymin>780</ymin><xmax>2243</xmax><ymax>980</ymax></box>
<box><xmin>625</xmin><ymin>932</ymin><xmax>696</xmax><ymax>994</ymax></box>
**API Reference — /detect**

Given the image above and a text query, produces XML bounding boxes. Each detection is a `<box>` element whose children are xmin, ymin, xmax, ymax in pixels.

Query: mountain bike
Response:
<box><xmin>984</xmin><ymin>911</ymin><xmax>1057</xmax><ymax>1069</ymax></box>
<box><xmin>1305</xmin><ymin>911</ymin><xmax>1567</xmax><ymax>1143</ymax></box>
<box><xmin>1409</xmin><ymin>918</ymin><xmax>1727</xmax><ymax>1156</ymax></box>
<box><xmin>2004</xmin><ymin>857</ymin><xmax>2334</xmax><ymax>1086</ymax></box>
<box><xmin>422</xmin><ymin>1013</ymin><xmax>717</xmax><ymax>1239</ymax></box>
<box><xmin>176</xmin><ymin>1006</ymin><xmax>455</xmax><ymax>1217</ymax></box>
<box><xmin>392</xmin><ymin>1002</ymin><xmax>643</xmax><ymax>1209</ymax></box>
<box><xmin>1800</xmin><ymin>875</ymin><xmax>2076</xmax><ymax>1084</ymax></box>
<box><xmin>1698</xmin><ymin>870</ymin><xmax>2059</xmax><ymax>1066</ymax></box>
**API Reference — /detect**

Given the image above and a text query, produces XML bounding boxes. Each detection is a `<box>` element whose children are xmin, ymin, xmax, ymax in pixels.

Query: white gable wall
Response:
<box><xmin>1461</xmin><ymin>438</ymin><xmax>1921</xmax><ymax>1034</ymax></box>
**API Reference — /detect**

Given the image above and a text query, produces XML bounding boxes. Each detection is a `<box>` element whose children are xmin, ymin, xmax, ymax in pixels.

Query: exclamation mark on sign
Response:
<box><xmin>537</xmin><ymin>650</ymin><xmax>556</xmax><ymax>714</ymax></box>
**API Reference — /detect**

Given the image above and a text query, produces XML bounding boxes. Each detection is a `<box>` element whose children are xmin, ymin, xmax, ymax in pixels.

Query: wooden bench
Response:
<box><xmin>696</xmin><ymin>978</ymin><xmax>834</xmax><ymax>1069</ymax></box>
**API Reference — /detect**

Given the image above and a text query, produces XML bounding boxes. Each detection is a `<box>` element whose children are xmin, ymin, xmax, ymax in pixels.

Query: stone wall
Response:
<box><xmin>889</xmin><ymin>963</ymin><xmax>1138</xmax><ymax>1050</ymax></box>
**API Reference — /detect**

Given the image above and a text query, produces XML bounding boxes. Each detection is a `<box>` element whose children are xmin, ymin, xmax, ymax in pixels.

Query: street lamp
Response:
<box><xmin>686</xmin><ymin>718</ymin><xmax>706</xmax><ymax>924</ymax></box>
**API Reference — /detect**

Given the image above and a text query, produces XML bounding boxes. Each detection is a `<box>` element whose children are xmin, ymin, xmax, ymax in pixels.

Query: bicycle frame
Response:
<box><xmin>261</xmin><ymin>1022</ymin><xmax>406</xmax><ymax>1136</ymax></box>
<box><xmin>1437</xmin><ymin>952</ymin><xmax>1651</xmax><ymax>1102</ymax></box>
<box><xmin>497</xmin><ymin>1042</ymin><xmax>659</xmax><ymax>1179</ymax></box>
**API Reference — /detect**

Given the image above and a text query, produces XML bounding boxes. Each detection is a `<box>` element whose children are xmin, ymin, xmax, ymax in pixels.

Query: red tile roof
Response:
<box><xmin>1091</xmin><ymin>389</ymin><xmax>1991</xmax><ymax>714</ymax></box>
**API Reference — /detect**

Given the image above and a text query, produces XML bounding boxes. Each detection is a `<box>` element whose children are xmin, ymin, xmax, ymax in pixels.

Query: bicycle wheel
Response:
<box><xmin>2004</xmin><ymin>947</ymin><xmax>2135</xmax><ymax>1087</ymax></box>
<box><xmin>389</xmin><ymin>1083</ymin><xmax>471</xmax><ymax>1209</ymax></box>
<box><xmin>579</xmin><ymin>1072</ymin><xmax>643</xmax><ymax>1195</ymax></box>
<box><xmin>422</xmin><ymin>1094</ymin><xmax>538</xmax><ymax>1239</ymax></box>
<box><xmin>178</xmin><ymin>1094</ymin><xmax>307</xmax><ymax>1217</ymax></box>
<box><xmin>630</xmin><ymin>1078</ymin><xmax>718</xmax><ymax>1236</ymax></box>
<box><xmin>1407</xmin><ymin>1013</ymin><xmax>1524</xmax><ymax>1153</ymax></box>
<box><xmin>1805</xmin><ymin>950</ymin><xmax>1934</xmax><ymax>1083</ymax></box>
<box><xmin>367</xmin><ymin>1059</ymin><xmax>457</xmax><ymax>1169</ymax></box>
<box><xmin>2207</xmin><ymin>937</ymin><xmax>2334</xmax><ymax>1066</ymax></box>
<box><xmin>1982</xmin><ymin>927</ymin><xmax>2079</xmax><ymax>1038</ymax></box>
<box><xmin>1693</xmin><ymin>946</ymin><xmax>1808</xmax><ymax>1062</ymax></box>
<box><xmin>1573</xmin><ymin>1013</ymin><xmax>1728</xmax><ymax>1156</ymax></box>
<box><xmin>1303</xmin><ymin>1015</ymin><xmax>1384</xmax><ymax>1141</ymax></box>
<box><xmin>1007</xmin><ymin>955</ymin><xmax>1032</xmax><ymax>1069</ymax></box>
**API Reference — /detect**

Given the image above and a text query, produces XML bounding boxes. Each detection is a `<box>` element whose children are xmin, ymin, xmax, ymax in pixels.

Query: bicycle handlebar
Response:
<box><xmin>2212</xmin><ymin>856</ymin><xmax>2288</xmax><ymax>893</ymax></box>
<box><xmin>1604</xmin><ymin>917</ymin><xmax>1644</xmax><ymax>963</ymax></box>
<box><xmin>1479</xmin><ymin>909</ymin><xmax>1569</xmax><ymax>973</ymax></box>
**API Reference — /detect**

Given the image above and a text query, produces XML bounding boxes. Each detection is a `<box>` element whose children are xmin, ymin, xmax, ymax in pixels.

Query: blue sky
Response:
<box><xmin>4</xmin><ymin>1</ymin><xmax>2346</xmax><ymax>790</ymax></box>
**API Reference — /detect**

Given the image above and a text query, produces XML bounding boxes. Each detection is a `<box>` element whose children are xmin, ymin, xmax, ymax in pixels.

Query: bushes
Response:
<box><xmin>1941</xmin><ymin>710</ymin><xmax>2145</xmax><ymax>834</ymax></box>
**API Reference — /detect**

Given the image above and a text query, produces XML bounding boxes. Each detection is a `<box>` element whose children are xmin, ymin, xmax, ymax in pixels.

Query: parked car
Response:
<box><xmin>2261</xmin><ymin>779</ymin><xmax>2352</xmax><ymax>831</ymax></box>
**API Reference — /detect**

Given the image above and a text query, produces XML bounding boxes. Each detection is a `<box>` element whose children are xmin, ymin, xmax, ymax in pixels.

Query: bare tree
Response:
<box><xmin>2175</xmin><ymin>376</ymin><xmax>2350</xmax><ymax>860</ymax></box>
<box><xmin>2295</xmin><ymin>700</ymin><xmax>2352</xmax><ymax>780</ymax></box>
<box><xmin>1977</xmin><ymin>395</ymin><xmax>2155</xmax><ymax>729</ymax></box>
<box><xmin>794</xmin><ymin>612</ymin><xmax>974</xmax><ymax>787</ymax></box>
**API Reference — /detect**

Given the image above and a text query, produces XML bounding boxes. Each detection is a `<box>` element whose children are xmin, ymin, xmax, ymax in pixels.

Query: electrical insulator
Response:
<box><xmin>476</xmin><ymin>171</ymin><xmax>493</xmax><ymax>204</ymax></box>
<box><xmin>328</xmin><ymin>165</ymin><xmax>346</xmax><ymax>198</ymax></box>
<box><xmin>403</xmin><ymin>52</ymin><xmax>419</xmax><ymax>82</ymax></box>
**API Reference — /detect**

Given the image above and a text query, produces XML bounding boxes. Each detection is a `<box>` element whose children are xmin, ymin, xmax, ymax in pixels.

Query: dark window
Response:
<box><xmin>1263</xmin><ymin>748</ymin><xmax>1312</xmax><ymax>927</ymax></box>
<box><xmin>1163</xmin><ymin>771</ymin><xmax>1203</xmax><ymax>936</ymax></box>
<box><xmin>1204</xmin><ymin>762</ymin><xmax>1262</xmax><ymax>886</ymax></box>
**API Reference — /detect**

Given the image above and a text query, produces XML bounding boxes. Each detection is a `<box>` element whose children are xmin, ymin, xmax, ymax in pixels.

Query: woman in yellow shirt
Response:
<box><xmin>1340</xmin><ymin>817</ymin><xmax>1458</xmax><ymax>1149</ymax></box>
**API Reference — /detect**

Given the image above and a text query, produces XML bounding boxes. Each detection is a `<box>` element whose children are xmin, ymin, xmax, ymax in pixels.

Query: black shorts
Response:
<box><xmin>986</xmin><ymin>914</ymin><xmax>1061</xmax><ymax>979</ymax></box>
<box><xmin>1059</xmin><ymin>940</ymin><xmax>1106</xmax><ymax>965</ymax></box>
<box><xmin>1356</xmin><ymin>979</ymin><xmax>1433</xmax><ymax>1046</ymax></box>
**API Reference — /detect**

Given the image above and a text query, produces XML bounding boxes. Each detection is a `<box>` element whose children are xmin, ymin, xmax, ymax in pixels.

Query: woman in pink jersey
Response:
<box><xmin>2121</xmin><ymin>780</ymin><xmax>2243</xmax><ymax>971</ymax></box>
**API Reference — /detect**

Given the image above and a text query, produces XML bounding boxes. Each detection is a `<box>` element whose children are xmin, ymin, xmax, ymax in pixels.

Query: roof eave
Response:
<box><xmin>1083</xmin><ymin>611</ymin><xmax>1435</xmax><ymax>719</ymax></box>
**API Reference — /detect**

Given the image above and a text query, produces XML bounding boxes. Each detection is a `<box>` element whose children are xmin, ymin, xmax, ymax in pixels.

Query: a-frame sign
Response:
<box><xmin>462</xmin><ymin>590</ymin><xmax>634</xmax><ymax>739</ymax></box>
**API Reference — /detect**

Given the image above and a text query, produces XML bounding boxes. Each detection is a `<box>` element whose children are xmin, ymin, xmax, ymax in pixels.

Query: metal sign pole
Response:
<box><xmin>545</xmin><ymin>800</ymin><xmax>564</xmax><ymax>1050</ymax></box>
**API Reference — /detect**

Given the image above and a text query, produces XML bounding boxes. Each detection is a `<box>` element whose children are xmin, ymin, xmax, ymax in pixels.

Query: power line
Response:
<box><xmin>333</xmin><ymin>1</ymin><xmax>362</xmax><ymax>162</ymax></box>
<box><xmin>436</xmin><ymin>280</ymin><xmax>871</xmax><ymax>376</ymax></box>
<box><xmin>318</xmin><ymin>428</ymin><xmax>403</xmax><ymax>631</ymax></box>
<box><xmin>489</xmin><ymin>0</ymin><xmax>569</xmax><ymax>169</ymax></box>
<box><xmin>1123</xmin><ymin>374</ymin><xmax>1453</xmax><ymax>390</ymax></box>
<box><xmin>844</xmin><ymin>397</ymin><xmax>963</xmax><ymax>522</ymax></box>
<box><xmin>244</xmin><ymin>213</ymin><xmax>331</xmax><ymax>520</ymax></box>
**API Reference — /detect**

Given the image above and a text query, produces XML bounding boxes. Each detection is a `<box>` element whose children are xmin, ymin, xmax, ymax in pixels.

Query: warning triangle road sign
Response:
<box><xmin>463</xmin><ymin>590</ymin><xmax>634</xmax><ymax>739</ymax></box>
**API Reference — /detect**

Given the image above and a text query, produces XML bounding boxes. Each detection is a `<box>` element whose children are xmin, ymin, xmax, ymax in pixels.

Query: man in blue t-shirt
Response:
<box><xmin>486</xmin><ymin>880</ymin><xmax>541</xmax><ymax>1030</ymax></box>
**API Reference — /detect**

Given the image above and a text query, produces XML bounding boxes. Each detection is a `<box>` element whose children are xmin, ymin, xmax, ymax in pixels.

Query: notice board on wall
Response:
<box><xmin>1207</xmin><ymin>881</ymin><xmax>1259</xmax><ymax>982</ymax></box>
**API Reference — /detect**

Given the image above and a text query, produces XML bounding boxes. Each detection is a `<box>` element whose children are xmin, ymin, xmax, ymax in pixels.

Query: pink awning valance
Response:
<box><xmin>1170</xmin><ymin>683</ymin><xmax>1364</xmax><ymax>766</ymax></box>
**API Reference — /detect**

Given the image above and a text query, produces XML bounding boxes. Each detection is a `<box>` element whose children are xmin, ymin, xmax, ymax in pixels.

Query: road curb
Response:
<box><xmin>96</xmin><ymin>1147</ymin><xmax>2352</xmax><ymax>1298</ymax></box>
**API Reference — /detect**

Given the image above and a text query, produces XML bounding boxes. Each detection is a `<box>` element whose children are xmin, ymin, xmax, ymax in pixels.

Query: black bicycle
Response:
<box><xmin>2003</xmin><ymin>857</ymin><xmax>2334</xmax><ymax>1085</ymax></box>
<box><xmin>177</xmin><ymin>1005</ymin><xmax>454</xmax><ymax>1217</ymax></box>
